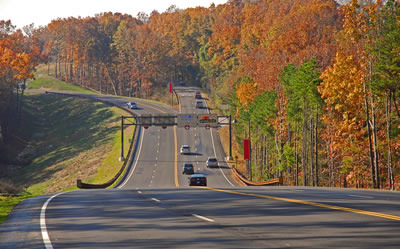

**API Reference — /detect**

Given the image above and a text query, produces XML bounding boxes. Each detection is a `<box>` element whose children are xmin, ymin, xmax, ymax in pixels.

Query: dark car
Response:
<box><xmin>182</xmin><ymin>163</ymin><xmax>194</xmax><ymax>174</ymax></box>
<box><xmin>189</xmin><ymin>174</ymin><xmax>207</xmax><ymax>186</ymax></box>
<box><xmin>195</xmin><ymin>91</ymin><xmax>202</xmax><ymax>99</ymax></box>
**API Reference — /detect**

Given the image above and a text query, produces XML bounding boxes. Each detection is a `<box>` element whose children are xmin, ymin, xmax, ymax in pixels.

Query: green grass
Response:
<box><xmin>27</xmin><ymin>64</ymin><xmax>94</xmax><ymax>94</ymax></box>
<box><xmin>0</xmin><ymin>195</ymin><xmax>33</xmax><ymax>224</ymax></box>
<box><xmin>0</xmin><ymin>94</ymin><xmax>133</xmax><ymax>224</ymax></box>
<box><xmin>28</xmin><ymin>77</ymin><xmax>94</xmax><ymax>93</ymax></box>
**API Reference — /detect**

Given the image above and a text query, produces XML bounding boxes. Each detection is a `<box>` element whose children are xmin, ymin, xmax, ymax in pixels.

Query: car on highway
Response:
<box><xmin>182</xmin><ymin>163</ymin><xmax>194</xmax><ymax>174</ymax></box>
<box><xmin>195</xmin><ymin>91</ymin><xmax>201</xmax><ymax>99</ymax></box>
<box><xmin>206</xmin><ymin>157</ymin><xmax>218</xmax><ymax>168</ymax></box>
<box><xmin>126</xmin><ymin>102</ymin><xmax>137</xmax><ymax>109</ymax></box>
<box><xmin>189</xmin><ymin>174</ymin><xmax>207</xmax><ymax>186</ymax></box>
<box><xmin>180</xmin><ymin>145</ymin><xmax>190</xmax><ymax>155</ymax></box>
<box><xmin>196</xmin><ymin>101</ymin><xmax>203</xmax><ymax>109</ymax></box>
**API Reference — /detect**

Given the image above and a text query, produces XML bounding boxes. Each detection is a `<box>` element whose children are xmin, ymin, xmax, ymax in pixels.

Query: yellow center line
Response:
<box><xmin>138</xmin><ymin>102</ymin><xmax>167</xmax><ymax>114</ymax></box>
<box><xmin>199</xmin><ymin>187</ymin><xmax>400</xmax><ymax>221</ymax></box>
<box><xmin>174</xmin><ymin>126</ymin><xmax>179</xmax><ymax>187</ymax></box>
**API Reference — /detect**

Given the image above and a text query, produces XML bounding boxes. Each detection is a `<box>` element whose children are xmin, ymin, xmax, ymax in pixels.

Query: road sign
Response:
<box><xmin>197</xmin><ymin>114</ymin><xmax>218</xmax><ymax>127</ymax></box>
<box><xmin>184</xmin><ymin>125</ymin><xmax>190</xmax><ymax>130</ymax></box>
<box><xmin>153</xmin><ymin>115</ymin><xmax>175</xmax><ymax>126</ymax></box>
<box><xmin>177</xmin><ymin>114</ymin><xmax>197</xmax><ymax>127</ymax></box>
<box><xmin>139</xmin><ymin>115</ymin><xmax>153</xmax><ymax>126</ymax></box>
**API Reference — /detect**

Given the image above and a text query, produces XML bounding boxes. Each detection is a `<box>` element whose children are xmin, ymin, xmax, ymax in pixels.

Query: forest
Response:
<box><xmin>0</xmin><ymin>0</ymin><xmax>399</xmax><ymax>190</ymax></box>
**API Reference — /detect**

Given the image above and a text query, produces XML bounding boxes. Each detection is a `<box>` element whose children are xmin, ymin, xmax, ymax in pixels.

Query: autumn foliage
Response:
<box><xmin>1</xmin><ymin>0</ymin><xmax>399</xmax><ymax>190</ymax></box>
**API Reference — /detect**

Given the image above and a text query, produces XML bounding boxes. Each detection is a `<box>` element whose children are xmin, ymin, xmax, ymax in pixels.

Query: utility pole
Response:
<box><xmin>248</xmin><ymin>118</ymin><xmax>252</xmax><ymax>181</ymax></box>
<box><xmin>228</xmin><ymin>115</ymin><xmax>233</xmax><ymax>160</ymax></box>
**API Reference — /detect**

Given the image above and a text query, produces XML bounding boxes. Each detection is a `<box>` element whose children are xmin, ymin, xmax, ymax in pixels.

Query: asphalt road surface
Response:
<box><xmin>1</xmin><ymin>88</ymin><xmax>400</xmax><ymax>248</ymax></box>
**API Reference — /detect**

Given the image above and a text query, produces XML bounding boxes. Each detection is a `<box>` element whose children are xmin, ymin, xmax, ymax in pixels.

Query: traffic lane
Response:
<box><xmin>45</xmin><ymin>189</ymin><xmax>265</xmax><ymax>249</ymax></box>
<box><xmin>149</xmin><ymin>126</ymin><xmax>176</xmax><ymax>188</ymax></box>
<box><xmin>138</xmin><ymin>187</ymin><xmax>400</xmax><ymax>249</ymax></box>
<box><xmin>178</xmin><ymin>91</ymin><xmax>237</xmax><ymax>187</ymax></box>
<box><xmin>120</xmin><ymin>126</ymin><xmax>168</xmax><ymax>189</ymax></box>
<box><xmin>77</xmin><ymin>94</ymin><xmax>178</xmax><ymax>114</ymax></box>
<box><xmin>240</xmin><ymin>186</ymin><xmax>400</xmax><ymax>218</ymax></box>
<box><xmin>0</xmin><ymin>195</ymin><xmax>50</xmax><ymax>249</ymax></box>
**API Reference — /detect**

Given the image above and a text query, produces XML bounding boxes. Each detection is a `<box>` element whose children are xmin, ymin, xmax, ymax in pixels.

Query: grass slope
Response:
<box><xmin>0</xmin><ymin>86</ymin><xmax>133</xmax><ymax>224</ymax></box>
<box><xmin>27</xmin><ymin>64</ymin><xmax>94</xmax><ymax>93</ymax></box>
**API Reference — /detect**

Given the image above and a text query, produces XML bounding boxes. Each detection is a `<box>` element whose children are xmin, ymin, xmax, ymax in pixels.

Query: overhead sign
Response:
<box><xmin>197</xmin><ymin>114</ymin><xmax>218</xmax><ymax>127</ymax></box>
<box><xmin>153</xmin><ymin>115</ymin><xmax>176</xmax><ymax>126</ymax></box>
<box><xmin>177</xmin><ymin>114</ymin><xmax>197</xmax><ymax>127</ymax></box>
<box><xmin>139</xmin><ymin>115</ymin><xmax>153</xmax><ymax>126</ymax></box>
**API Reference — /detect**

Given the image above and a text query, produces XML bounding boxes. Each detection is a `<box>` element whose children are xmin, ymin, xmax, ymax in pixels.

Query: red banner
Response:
<box><xmin>244</xmin><ymin>139</ymin><xmax>249</xmax><ymax>160</ymax></box>
<box><xmin>169</xmin><ymin>82</ymin><xmax>172</xmax><ymax>93</ymax></box>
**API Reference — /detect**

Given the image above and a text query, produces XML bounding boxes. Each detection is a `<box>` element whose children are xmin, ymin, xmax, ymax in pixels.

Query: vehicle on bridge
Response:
<box><xmin>189</xmin><ymin>174</ymin><xmax>207</xmax><ymax>186</ymax></box>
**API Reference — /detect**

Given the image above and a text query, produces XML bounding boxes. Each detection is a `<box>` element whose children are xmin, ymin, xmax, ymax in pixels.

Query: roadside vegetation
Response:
<box><xmin>0</xmin><ymin>78</ymin><xmax>134</xmax><ymax>224</ymax></box>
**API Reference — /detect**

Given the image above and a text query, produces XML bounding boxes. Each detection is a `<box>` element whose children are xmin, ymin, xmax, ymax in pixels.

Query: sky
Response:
<box><xmin>0</xmin><ymin>0</ymin><xmax>227</xmax><ymax>29</ymax></box>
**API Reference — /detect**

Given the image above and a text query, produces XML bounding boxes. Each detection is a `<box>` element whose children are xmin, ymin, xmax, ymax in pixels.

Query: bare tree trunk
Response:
<box><xmin>302</xmin><ymin>110</ymin><xmax>307</xmax><ymax>186</ymax></box>
<box><xmin>315</xmin><ymin>110</ymin><xmax>319</xmax><ymax>186</ymax></box>
<box><xmin>363</xmin><ymin>80</ymin><xmax>376</xmax><ymax>188</ymax></box>
<box><xmin>386</xmin><ymin>90</ymin><xmax>394</xmax><ymax>190</ymax></box>
<box><xmin>370</xmin><ymin>93</ymin><xmax>380</xmax><ymax>188</ymax></box>
<box><xmin>310</xmin><ymin>117</ymin><xmax>314</xmax><ymax>186</ymax></box>
<box><xmin>295</xmin><ymin>128</ymin><xmax>299</xmax><ymax>186</ymax></box>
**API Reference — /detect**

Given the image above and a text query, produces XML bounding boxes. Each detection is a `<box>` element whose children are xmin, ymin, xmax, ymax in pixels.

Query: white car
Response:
<box><xmin>127</xmin><ymin>102</ymin><xmax>137</xmax><ymax>109</ymax></box>
<box><xmin>180</xmin><ymin>145</ymin><xmax>190</xmax><ymax>155</ymax></box>
<box><xmin>195</xmin><ymin>101</ymin><xmax>203</xmax><ymax>109</ymax></box>
<box><xmin>206</xmin><ymin>157</ymin><xmax>218</xmax><ymax>168</ymax></box>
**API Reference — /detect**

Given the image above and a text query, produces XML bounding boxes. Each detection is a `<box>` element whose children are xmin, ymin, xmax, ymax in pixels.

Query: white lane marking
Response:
<box><xmin>138</xmin><ymin>191</ymin><xmax>142</xmax><ymax>194</ymax></box>
<box><xmin>348</xmin><ymin>195</ymin><xmax>374</xmax><ymax>199</ymax></box>
<box><xmin>118</xmin><ymin>127</ymin><xmax>145</xmax><ymax>189</ymax></box>
<box><xmin>151</xmin><ymin>198</ymin><xmax>161</xmax><ymax>202</ymax></box>
<box><xmin>204</xmin><ymin>99</ymin><xmax>234</xmax><ymax>187</ymax></box>
<box><xmin>192</xmin><ymin>214</ymin><xmax>214</xmax><ymax>222</ymax></box>
<box><xmin>210</xmin><ymin>128</ymin><xmax>234</xmax><ymax>187</ymax></box>
<box><xmin>41</xmin><ymin>192</ymin><xmax>67</xmax><ymax>249</ymax></box>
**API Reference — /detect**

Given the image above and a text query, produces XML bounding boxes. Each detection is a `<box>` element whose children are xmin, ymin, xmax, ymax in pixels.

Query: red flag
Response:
<box><xmin>169</xmin><ymin>82</ymin><xmax>172</xmax><ymax>93</ymax></box>
<box><xmin>244</xmin><ymin>139</ymin><xmax>249</xmax><ymax>160</ymax></box>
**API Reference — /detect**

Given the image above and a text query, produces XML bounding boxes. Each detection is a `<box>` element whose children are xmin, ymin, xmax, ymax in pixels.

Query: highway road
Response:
<box><xmin>1</xmin><ymin>88</ymin><xmax>400</xmax><ymax>248</ymax></box>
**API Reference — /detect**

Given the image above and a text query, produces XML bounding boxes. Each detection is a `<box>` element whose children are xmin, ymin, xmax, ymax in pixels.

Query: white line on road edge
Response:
<box><xmin>118</xmin><ymin>127</ymin><xmax>145</xmax><ymax>189</ymax></box>
<box><xmin>204</xmin><ymin>100</ymin><xmax>234</xmax><ymax>187</ymax></box>
<box><xmin>151</xmin><ymin>198</ymin><xmax>161</xmax><ymax>202</ymax></box>
<box><xmin>348</xmin><ymin>195</ymin><xmax>373</xmax><ymax>199</ymax></box>
<box><xmin>192</xmin><ymin>214</ymin><xmax>215</xmax><ymax>222</ymax></box>
<box><xmin>41</xmin><ymin>192</ymin><xmax>67</xmax><ymax>249</ymax></box>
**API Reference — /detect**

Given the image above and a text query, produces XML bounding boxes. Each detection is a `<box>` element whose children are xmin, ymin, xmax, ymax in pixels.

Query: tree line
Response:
<box><xmin>0</xmin><ymin>0</ymin><xmax>399</xmax><ymax>189</ymax></box>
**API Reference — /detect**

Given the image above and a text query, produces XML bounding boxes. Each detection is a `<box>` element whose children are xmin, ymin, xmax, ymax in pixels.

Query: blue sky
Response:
<box><xmin>0</xmin><ymin>0</ymin><xmax>227</xmax><ymax>29</ymax></box>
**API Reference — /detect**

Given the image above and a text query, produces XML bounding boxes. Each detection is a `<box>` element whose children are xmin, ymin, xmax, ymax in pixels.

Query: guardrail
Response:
<box><xmin>230</xmin><ymin>165</ymin><xmax>282</xmax><ymax>186</ymax></box>
<box><xmin>45</xmin><ymin>91</ymin><xmax>138</xmax><ymax>189</ymax></box>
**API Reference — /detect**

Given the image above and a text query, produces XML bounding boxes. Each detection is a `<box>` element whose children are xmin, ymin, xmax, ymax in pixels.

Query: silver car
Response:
<box><xmin>206</xmin><ymin>157</ymin><xmax>218</xmax><ymax>168</ymax></box>
<box><xmin>180</xmin><ymin>145</ymin><xmax>190</xmax><ymax>155</ymax></box>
